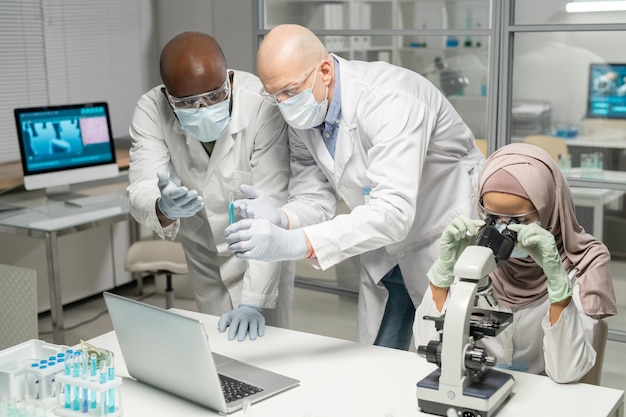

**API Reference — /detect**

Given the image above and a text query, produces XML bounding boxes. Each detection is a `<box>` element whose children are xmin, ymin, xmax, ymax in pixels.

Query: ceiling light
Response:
<box><xmin>566</xmin><ymin>1</ymin><xmax>626</xmax><ymax>12</ymax></box>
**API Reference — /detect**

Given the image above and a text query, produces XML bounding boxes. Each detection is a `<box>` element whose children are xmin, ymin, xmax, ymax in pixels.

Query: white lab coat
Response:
<box><xmin>413</xmin><ymin>270</ymin><xmax>598</xmax><ymax>383</ymax></box>
<box><xmin>282</xmin><ymin>56</ymin><xmax>485</xmax><ymax>343</ymax></box>
<box><xmin>127</xmin><ymin>70</ymin><xmax>294</xmax><ymax>327</ymax></box>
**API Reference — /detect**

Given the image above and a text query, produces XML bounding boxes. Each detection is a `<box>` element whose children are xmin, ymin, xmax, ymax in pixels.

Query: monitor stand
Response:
<box><xmin>44</xmin><ymin>185</ymin><xmax>88</xmax><ymax>202</ymax></box>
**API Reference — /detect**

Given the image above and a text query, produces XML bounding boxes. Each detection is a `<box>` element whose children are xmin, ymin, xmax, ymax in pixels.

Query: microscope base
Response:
<box><xmin>416</xmin><ymin>368</ymin><xmax>514</xmax><ymax>417</ymax></box>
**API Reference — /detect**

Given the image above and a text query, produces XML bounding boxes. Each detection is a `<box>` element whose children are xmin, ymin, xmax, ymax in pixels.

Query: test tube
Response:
<box><xmin>228</xmin><ymin>192</ymin><xmax>235</xmax><ymax>225</ymax></box>
<box><xmin>90</xmin><ymin>353</ymin><xmax>98</xmax><ymax>409</ymax></box>
<box><xmin>64</xmin><ymin>350</ymin><xmax>73</xmax><ymax>409</ymax></box>
<box><xmin>73</xmin><ymin>351</ymin><xmax>82</xmax><ymax>411</ymax></box>
<box><xmin>107</xmin><ymin>356</ymin><xmax>115</xmax><ymax>414</ymax></box>
<box><xmin>82</xmin><ymin>351</ymin><xmax>89</xmax><ymax>412</ymax></box>
<box><xmin>100</xmin><ymin>361</ymin><xmax>108</xmax><ymax>417</ymax></box>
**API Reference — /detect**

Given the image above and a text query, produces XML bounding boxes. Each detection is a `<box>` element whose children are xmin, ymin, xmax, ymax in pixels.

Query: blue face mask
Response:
<box><xmin>509</xmin><ymin>246</ymin><xmax>530</xmax><ymax>259</ymax></box>
<box><xmin>174</xmin><ymin>98</ymin><xmax>231</xmax><ymax>143</ymax></box>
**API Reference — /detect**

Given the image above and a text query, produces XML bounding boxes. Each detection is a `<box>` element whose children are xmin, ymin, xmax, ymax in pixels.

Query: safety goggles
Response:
<box><xmin>259</xmin><ymin>65</ymin><xmax>317</xmax><ymax>104</ymax></box>
<box><xmin>166</xmin><ymin>77</ymin><xmax>230</xmax><ymax>110</ymax></box>
<box><xmin>479</xmin><ymin>200</ymin><xmax>539</xmax><ymax>225</ymax></box>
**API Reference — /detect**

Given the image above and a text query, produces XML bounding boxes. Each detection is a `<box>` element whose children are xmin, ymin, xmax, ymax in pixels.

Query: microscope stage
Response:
<box><xmin>416</xmin><ymin>368</ymin><xmax>514</xmax><ymax>417</ymax></box>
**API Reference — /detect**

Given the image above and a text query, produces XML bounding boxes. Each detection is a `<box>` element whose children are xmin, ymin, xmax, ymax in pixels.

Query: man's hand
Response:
<box><xmin>233</xmin><ymin>184</ymin><xmax>287</xmax><ymax>227</ymax></box>
<box><xmin>218</xmin><ymin>305</ymin><xmax>265</xmax><ymax>341</ymax></box>
<box><xmin>156</xmin><ymin>168</ymin><xmax>204</xmax><ymax>220</ymax></box>
<box><xmin>225</xmin><ymin>218</ymin><xmax>307</xmax><ymax>262</ymax></box>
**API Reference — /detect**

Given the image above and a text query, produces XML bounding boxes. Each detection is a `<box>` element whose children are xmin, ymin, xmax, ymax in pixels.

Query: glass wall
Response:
<box><xmin>506</xmin><ymin>1</ymin><xmax>626</xmax><ymax>338</ymax></box>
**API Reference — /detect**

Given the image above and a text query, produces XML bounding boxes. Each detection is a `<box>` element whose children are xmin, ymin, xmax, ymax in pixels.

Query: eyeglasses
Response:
<box><xmin>166</xmin><ymin>77</ymin><xmax>230</xmax><ymax>110</ymax></box>
<box><xmin>259</xmin><ymin>65</ymin><xmax>317</xmax><ymax>104</ymax></box>
<box><xmin>479</xmin><ymin>201</ymin><xmax>539</xmax><ymax>225</ymax></box>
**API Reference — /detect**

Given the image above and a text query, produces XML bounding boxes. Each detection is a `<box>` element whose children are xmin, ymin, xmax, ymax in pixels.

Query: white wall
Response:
<box><xmin>153</xmin><ymin>0</ymin><xmax>255</xmax><ymax>79</ymax></box>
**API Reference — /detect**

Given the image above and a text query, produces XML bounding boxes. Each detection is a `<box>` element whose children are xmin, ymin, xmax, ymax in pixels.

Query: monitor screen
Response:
<box><xmin>14</xmin><ymin>102</ymin><xmax>119</xmax><ymax>193</ymax></box>
<box><xmin>587</xmin><ymin>63</ymin><xmax>626</xmax><ymax>119</ymax></box>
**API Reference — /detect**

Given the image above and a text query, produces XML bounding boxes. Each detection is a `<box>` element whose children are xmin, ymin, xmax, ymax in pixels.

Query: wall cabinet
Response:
<box><xmin>257</xmin><ymin>0</ymin><xmax>496</xmax><ymax>142</ymax></box>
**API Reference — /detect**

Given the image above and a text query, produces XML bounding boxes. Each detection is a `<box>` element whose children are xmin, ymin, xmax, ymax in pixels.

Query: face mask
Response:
<box><xmin>278</xmin><ymin>70</ymin><xmax>328</xmax><ymax>130</ymax></box>
<box><xmin>509</xmin><ymin>246</ymin><xmax>530</xmax><ymax>259</ymax></box>
<box><xmin>174</xmin><ymin>98</ymin><xmax>231</xmax><ymax>143</ymax></box>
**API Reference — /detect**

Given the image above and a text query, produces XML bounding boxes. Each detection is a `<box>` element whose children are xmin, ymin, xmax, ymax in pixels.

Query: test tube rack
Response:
<box><xmin>54</xmin><ymin>373</ymin><xmax>122</xmax><ymax>417</ymax></box>
<box><xmin>0</xmin><ymin>340</ymin><xmax>123</xmax><ymax>417</ymax></box>
<box><xmin>0</xmin><ymin>339</ymin><xmax>68</xmax><ymax>406</ymax></box>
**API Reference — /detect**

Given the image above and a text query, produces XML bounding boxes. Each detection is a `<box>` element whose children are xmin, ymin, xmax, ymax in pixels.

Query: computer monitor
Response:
<box><xmin>14</xmin><ymin>102</ymin><xmax>119</xmax><ymax>195</ymax></box>
<box><xmin>587</xmin><ymin>63</ymin><xmax>626</xmax><ymax>119</ymax></box>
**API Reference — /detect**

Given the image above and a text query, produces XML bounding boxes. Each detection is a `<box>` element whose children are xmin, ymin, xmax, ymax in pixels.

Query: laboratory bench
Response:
<box><xmin>83</xmin><ymin>311</ymin><xmax>624</xmax><ymax>417</ymax></box>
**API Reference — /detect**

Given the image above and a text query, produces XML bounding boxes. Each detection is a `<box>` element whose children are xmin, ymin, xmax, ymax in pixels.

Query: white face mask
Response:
<box><xmin>277</xmin><ymin>70</ymin><xmax>328</xmax><ymax>130</ymax></box>
<box><xmin>174</xmin><ymin>97</ymin><xmax>231</xmax><ymax>143</ymax></box>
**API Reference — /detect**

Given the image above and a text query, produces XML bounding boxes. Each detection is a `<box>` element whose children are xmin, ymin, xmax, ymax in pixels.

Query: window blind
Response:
<box><xmin>0</xmin><ymin>0</ymin><xmax>152</xmax><ymax>164</ymax></box>
<box><xmin>0</xmin><ymin>0</ymin><xmax>47</xmax><ymax>164</ymax></box>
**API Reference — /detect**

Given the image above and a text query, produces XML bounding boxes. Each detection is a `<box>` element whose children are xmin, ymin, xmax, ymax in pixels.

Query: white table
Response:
<box><xmin>565</xmin><ymin>168</ymin><xmax>626</xmax><ymax>240</ymax></box>
<box><xmin>88</xmin><ymin>311</ymin><xmax>625</xmax><ymax>417</ymax></box>
<box><xmin>563</xmin><ymin>136</ymin><xmax>626</xmax><ymax>150</ymax></box>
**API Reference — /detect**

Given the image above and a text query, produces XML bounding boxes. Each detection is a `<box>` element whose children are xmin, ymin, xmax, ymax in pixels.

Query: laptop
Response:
<box><xmin>103</xmin><ymin>292</ymin><xmax>299</xmax><ymax>414</ymax></box>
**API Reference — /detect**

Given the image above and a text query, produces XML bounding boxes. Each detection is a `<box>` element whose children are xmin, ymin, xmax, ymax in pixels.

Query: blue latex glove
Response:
<box><xmin>156</xmin><ymin>168</ymin><xmax>204</xmax><ymax>220</ymax></box>
<box><xmin>225</xmin><ymin>218</ymin><xmax>307</xmax><ymax>262</ymax></box>
<box><xmin>217</xmin><ymin>305</ymin><xmax>265</xmax><ymax>341</ymax></box>
<box><xmin>428</xmin><ymin>215</ymin><xmax>485</xmax><ymax>287</ymax></box>
<box><xmin>507</xmin><ymin>223</ymin><xmax>572</xmax><ymax>303</ymax></box>
<box><xmin>233</xmin><ymin>184</ymin><xmax>287</xmax><ymax>227</ymax></box>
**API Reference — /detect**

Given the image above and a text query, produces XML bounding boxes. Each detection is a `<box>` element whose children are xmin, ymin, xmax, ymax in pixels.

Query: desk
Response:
<box><xmin>0</xmin><ymin>174</ymin><xmax>134</xmax><ymax>345</ymax></box>
<box><xmin>0</xmin><ymin>147</ymin><xmax>129</xmax><ymax>191</ymax></box>
<box><xmin>564</xmin><ymin>136</ymin><xmax>626</xmax><ymax>150</ymax></box>
<box><xmin>564</xmin><ymin>169</ymin><xmax>626</xmax><ymax>240</ymax></box>
<box><xmin>88</xmin><ymin>311</ymin><xmax>625</xmax><ymax>417</ymax></box>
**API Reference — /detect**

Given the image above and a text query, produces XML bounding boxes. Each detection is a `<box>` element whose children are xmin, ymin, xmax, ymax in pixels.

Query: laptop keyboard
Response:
<box><xmin>219</xmin><ymin>374</ymin><xmax>264</xmax><ymax>403</ymax></box>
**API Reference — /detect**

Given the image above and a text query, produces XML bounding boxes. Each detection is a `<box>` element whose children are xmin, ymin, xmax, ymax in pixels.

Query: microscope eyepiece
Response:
<box><xmin>473</xmin><ymin>217</ymin><xmax>517</xmax><ymax>266</ymax></box>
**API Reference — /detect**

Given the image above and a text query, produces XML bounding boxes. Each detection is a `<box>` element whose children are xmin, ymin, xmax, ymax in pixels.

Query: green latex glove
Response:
<box><xmin>428</xmin><ymin>215</ymin><xmax>485</xmax><ymax>288</ymax></box>
<box><xmin>507</xmin><ymin>223</ymin><xmax>573</xmax><ymax>304</ymax></box>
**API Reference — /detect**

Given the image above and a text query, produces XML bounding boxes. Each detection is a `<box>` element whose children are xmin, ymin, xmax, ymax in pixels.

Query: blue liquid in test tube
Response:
<box><xmin>107</xmin><ymin>357</ymin><xmax>115</xmax><ymax>414</ymax></box>
<box><xmin>90</xmin><ymin>353</ymin><xmax>98</xmax><ymax>409</ymax></box>
<box><xmin>228</xmin><ymin>192</ymin><xmax>235</xmax><ymax>225</ymax></box>
<box><xmin>64</xmin><ymin>350</ymin><xmax>73</xmax><ymax>408</ymax></box>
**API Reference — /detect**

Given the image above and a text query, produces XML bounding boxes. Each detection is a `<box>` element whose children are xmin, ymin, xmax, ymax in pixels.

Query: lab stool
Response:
<box><xmin>124</xmin><ymin>240</ymin><xmax>188</xmax><ymax>309</ymax></box>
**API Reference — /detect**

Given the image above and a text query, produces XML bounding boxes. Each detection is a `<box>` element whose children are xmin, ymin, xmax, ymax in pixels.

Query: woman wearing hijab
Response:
<box><xmin>413</xmin><ymin>143</ymin><xmax>617</xmax><ymax>383</ymax></box>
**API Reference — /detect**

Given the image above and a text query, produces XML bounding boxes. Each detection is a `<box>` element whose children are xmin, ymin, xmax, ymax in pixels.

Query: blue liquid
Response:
<box><xmin>228</xmin><ymin>203</ymin><xmax>235</xmax><ymax>225</ymax></box>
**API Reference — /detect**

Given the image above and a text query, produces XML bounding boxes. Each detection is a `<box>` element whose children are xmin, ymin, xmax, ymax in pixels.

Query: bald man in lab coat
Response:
<box><xmin>225</xmin><ymin>24</ymin><xmax>484</xmax><ymax>350</ymax></box>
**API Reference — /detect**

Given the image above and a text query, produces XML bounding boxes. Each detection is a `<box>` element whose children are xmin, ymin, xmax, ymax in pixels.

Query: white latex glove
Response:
<box><xmin>507</xmin><ymin>223</ymin><xmax>572</xmax><ymax>304</ymax></box>
<box><xmin>233</xmin><ymin>184</ymin><xmax>287</xmax><ymax>228</ymax></box>
<box><xmin>225</xmin><ymin>218</ymin><xmax>307</xmax><ymax>262</ymax></box>
<box><xmin>428</xmin><ymin>215</ymin><xmax>485</xmax><ymax>287</ymax></box>
<box><xmin>217</xmin><ymin>305</ymin><xmax>265</xmax><ymax>342</ymax></box>
<box><xmin>156</xmin><ymin>168</ymin><xmax>204</xmax><ymax>220</ymax></box>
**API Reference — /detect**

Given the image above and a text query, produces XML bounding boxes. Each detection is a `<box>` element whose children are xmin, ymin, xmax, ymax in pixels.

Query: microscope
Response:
<box><xmin>416</xmin><ymin>217</ymin><xmax>517</xmax><ymax>417</ymax></box>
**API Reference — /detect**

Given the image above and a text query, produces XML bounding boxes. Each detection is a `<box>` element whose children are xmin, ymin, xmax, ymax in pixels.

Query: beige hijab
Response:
<box><xmin>479</xmin><ymin>143</ymin><xmax>617</xmax><ymax>318</ymax></box>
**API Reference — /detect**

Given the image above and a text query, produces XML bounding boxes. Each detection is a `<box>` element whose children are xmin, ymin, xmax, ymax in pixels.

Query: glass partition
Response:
<box><xmin>514</xmin><ymin>0</ymin><xmax>626</xmax><ymax>25</ymax></box>
<box><xmin>510</xmin><ymin>30</ymin><xmax>626</xmax><ymax>335</ymax></box>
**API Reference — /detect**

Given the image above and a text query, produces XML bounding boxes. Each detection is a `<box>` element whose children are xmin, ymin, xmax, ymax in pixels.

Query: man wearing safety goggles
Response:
<box><xmin>126</xmin><ymin>31</ymin><xmax>295</xmax><ymax>343</ymax></box>
<box><xmin>224</xmin><ymin>24</ymin><xmax>485</xmax><ymax>351</ymax></box>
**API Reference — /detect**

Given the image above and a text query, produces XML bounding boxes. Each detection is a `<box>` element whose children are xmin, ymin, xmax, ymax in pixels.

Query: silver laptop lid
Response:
<box><xmin>103</xmin><ymin>292</ymin><xmax>229</xmax><ymax>412</ymax></box>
